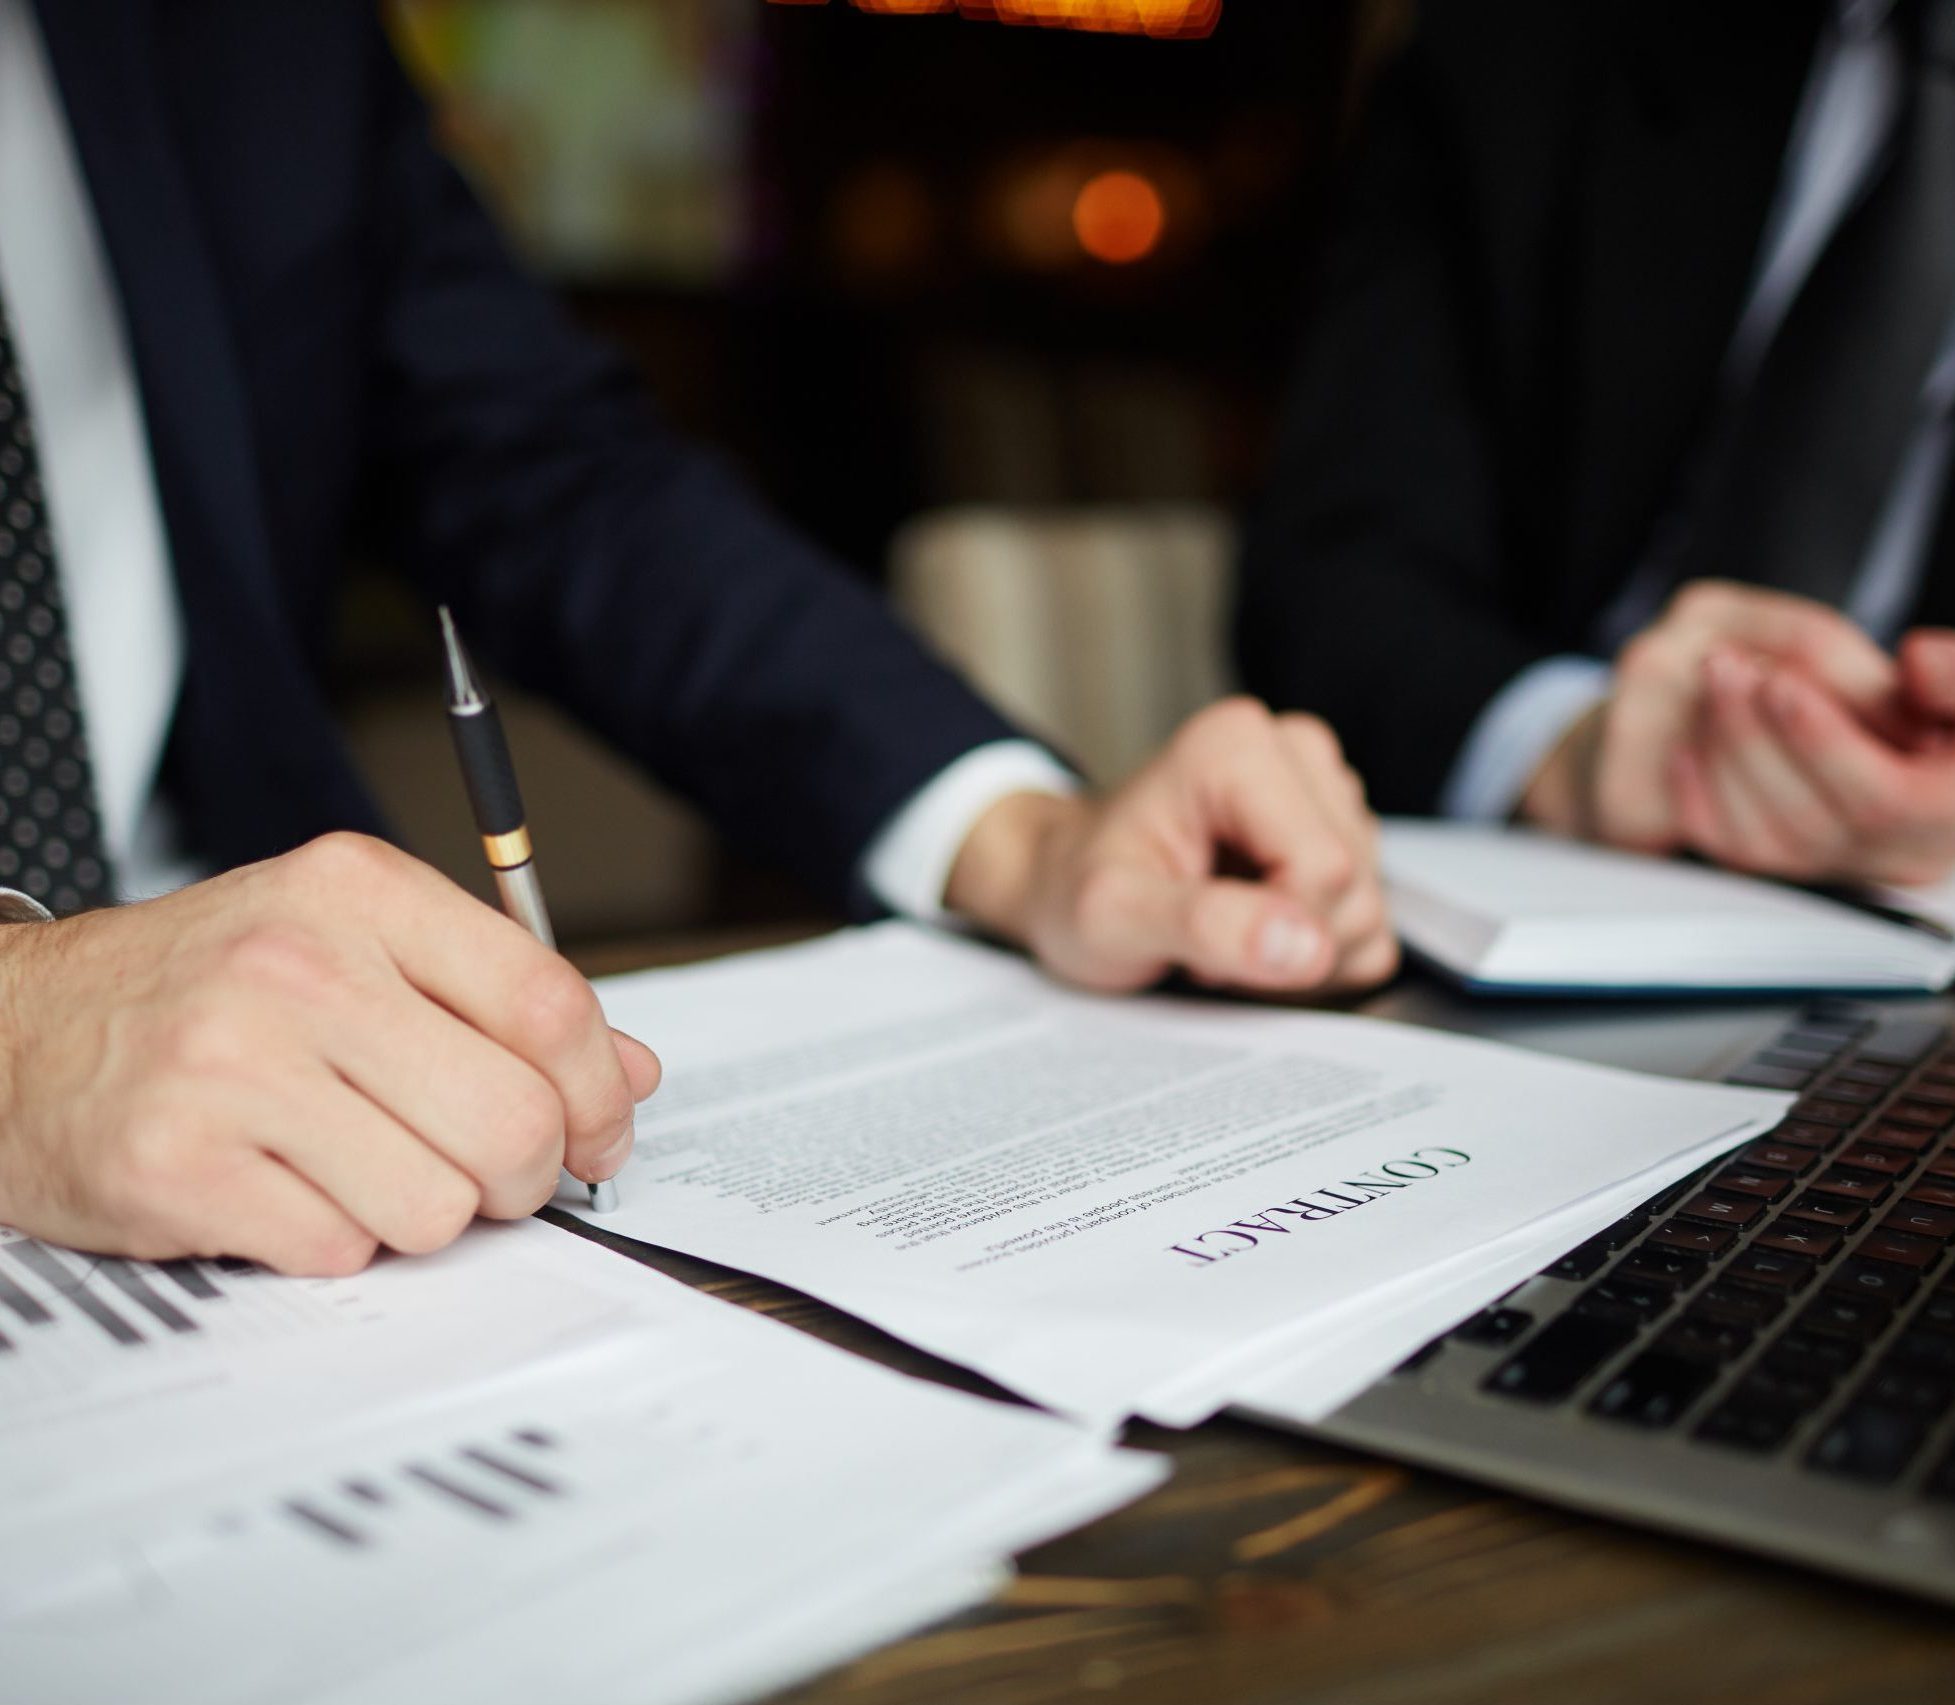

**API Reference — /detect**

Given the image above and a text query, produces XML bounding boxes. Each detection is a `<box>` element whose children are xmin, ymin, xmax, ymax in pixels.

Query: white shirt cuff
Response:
<box><xmin>1438</xmin><ymin>656</ymin><xmax>1611</xmax><ymax>823</ymax></box>
<box><xmin>861</xmin><ymin>740</ymin><xmax>1080</xmax><ymax>923</ymax></box>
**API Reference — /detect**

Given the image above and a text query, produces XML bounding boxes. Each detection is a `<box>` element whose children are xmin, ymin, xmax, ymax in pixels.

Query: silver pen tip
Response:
<box><xmin>437</xmin><ymin>605</ymin><xmax>487</xmax><ymax>711</ymax></box>
<box><xmin>589</xmin><ymin>1178</ymin><xmax>621</xmax><ymax>1214</ymax></box>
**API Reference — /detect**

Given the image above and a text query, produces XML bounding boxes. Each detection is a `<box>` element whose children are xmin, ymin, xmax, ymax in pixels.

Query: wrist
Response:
<box><xmin>943</xmin><ymin>791</ymin><xmax>1083</xmax><ymax>946</ymax></box>
<box><xmin>1520</xmin><ymin>703</ymin><xmax>1603</xmax><ymax>834</ymax></box>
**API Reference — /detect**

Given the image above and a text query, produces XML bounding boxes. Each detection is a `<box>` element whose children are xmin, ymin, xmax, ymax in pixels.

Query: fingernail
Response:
<box><xmin>592</xmin><ymin>1124</ymin><xmax>635</xmax><ymax>1180</ymax></box>
<box><xmin>1256</xmin><ymin>916</ymin><xmax>1322</xmax><ymax>975</ymax></box>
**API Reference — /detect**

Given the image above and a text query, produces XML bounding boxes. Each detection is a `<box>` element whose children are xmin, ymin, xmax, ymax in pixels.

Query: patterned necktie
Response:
<box><xmin>0</xmin><ymin>285</ymin><xmax>115</xmax><ymax>914</ymax></box>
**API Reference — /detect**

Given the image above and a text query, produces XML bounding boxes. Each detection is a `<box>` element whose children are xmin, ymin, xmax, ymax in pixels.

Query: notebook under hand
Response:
<box><xmin>1383</xmin><ymin>822</ymin><xmax>1955</xmax><ymax>997</ymax></box>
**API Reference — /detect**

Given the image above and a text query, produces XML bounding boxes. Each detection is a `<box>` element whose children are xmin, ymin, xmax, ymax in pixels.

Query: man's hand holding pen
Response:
<box><xmin>0</xmin><ymin>835</ymin><xmax>659</xmax><ymax>1275</ymax></box>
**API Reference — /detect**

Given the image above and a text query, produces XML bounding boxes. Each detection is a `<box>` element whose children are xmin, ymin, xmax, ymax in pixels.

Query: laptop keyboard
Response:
<box><xmin>1414</xmin><ymin>1005</ymin><xmax>1955</xmax><ymax>1493</ymax></box>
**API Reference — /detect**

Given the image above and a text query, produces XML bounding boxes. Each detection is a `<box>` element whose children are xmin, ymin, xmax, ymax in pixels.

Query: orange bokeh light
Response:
<box><xmin>1071</xmin><ymin>169</ymin><xmax>1166</xmax><ymax>265</ymax></box>
<box><xmin>768</xmin><ymin>0</ymin><xmax>1222</xmax><ymax>39</ymax></box>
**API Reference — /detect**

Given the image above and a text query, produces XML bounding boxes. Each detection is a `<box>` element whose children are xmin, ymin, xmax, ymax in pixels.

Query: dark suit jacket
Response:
<box><xmin>34</xmin><ymin>0</ymin><xmax>1017</xmax><ymax>906</ymax></box>
<box><xmin>1235</xmin><ymin>0</ymin><xmax>1846</xmax><ymax>814</ymax></box>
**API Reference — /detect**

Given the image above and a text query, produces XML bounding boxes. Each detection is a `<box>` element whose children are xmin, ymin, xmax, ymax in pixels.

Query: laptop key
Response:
<box><xmin>1726</xmin><ymin>1248</ymin><xmax>1817</xmax><ymax>1292</ymax></box>
<box><xmin>1866</xmin><ymin>1123</ymin><xmax>1934</xmax><ymax>1154</ymax></box>
<box><xmin>1485</xmin><ymin>1314</ymin><xmax>1636</xmax><ymax>1403</ymax></box>
<box><xmin>1797</xmin><ymin>1292</ymin><xmax>1894</xmax><ymax>1342</ymax></box>
<box><xmin>1662</xmin><ymin>1315</ymin><xmax>1754</xmax><ymax>1363</ymax></box>
<box><xmin>1859</xmin><ymin>1364</ymin><xmax>1955</xmax><ymax>1416</ymax></box>
<box><xmin>1906</xmin><ymin>1182</ymin><xmax>1955</xmax><ymax>1210</ymax></box>
<box><xmin>1695</xmin><ymin>1385</ymin><xmax>1804</xmax><ymax>1452</ymax></box>
<box><xmin>1765</xmin><ymin>1329</ymin><xmax>1865</xmax><ymax>1381</ymax></box>
<box><xmin>1795</xmin><ymin>1099</ymin><xmax>1864</xmax><ymax>1128</ymax></box>
<box><xmin>1825</xmin><ymin>1257</ymin><xmax>1920</xmax><ymax>1308</ymax></box>
<box><xmin>1650</xmin><ymin>1218</ymin><xmax>1738</xmax><ymax>1258</ymax></box>
<box><xmin>1715</xmin><ymin>1166</ymin><xmax>1792</xmax><ymax>1202</ymax></box>
<box><xmin>1887</xmin><ymin>1330</ymin><xmax>1955</xmax><ymax>1376</ymax></box>
<box><xmin>1544</xmin><ymin>1228</ymin><xmax>1626</xmax><ymax>1281</ymax></box>
<box><xmin>1575</xmin><ymin>1277</ymin><xmax>1672</xmax><ymax>1323</ymax></box>
<box><xmin>1755</xmin><ymin>1222</ymin><xmax>1842</xmax><ymax>1261</ymax></box>
<box><xmin>1880</xmin><ymin>1103</ymin><xmax>1954</xmax><ymax>1133</ymax></box>
<box><xmin>1729</xmin><ymin>1063</ymin><xmax>1815</xmax><ymax>1092</ymax></box>
<box><xmin>1885</xmin><ymin>1201</ymin><xmax>1955</xmax><ymax>1240</ymax></box>
<box><xmin>1453</xmin><ymin>1306</ymin><xmax>1533</xmax><ymax>1347</ymax></box>
<box><xmin>1741</xmin><ymin>1141</ymin><xmax>1819</xmax><ymax>1176</ymax></box>
<box><xmin>1810</xmin><ymin>1168</ymin><xmax>1893</xmax><ymax>1206</ymax></box>
<box><xmin>1696</xmin><ymin>1282</ymin><xmax>1787</xmax><ymax>1328</ymax></box>
<box><xmin>1783</xmin><ymin>1193</ymin><xmax>1868</xmax><ymax>1232</ymax></box>
<box><xmin>1590</xmin><ymin>1350</ymin><xmax>1715</xmax><ymax>1428</ymax></box>
<box><xmin>1614</xmin><ymin>1248</ymin><xmax>1709</xmax><ymax>1291</ymax></box>
<box><xmin>1832</xmin><ymin>1145</ymin><xmax>1914</xmax><ymax>1179</ymax></box>
<box><xmin>1768</xmin><ymin>1121</ymin><xmax>1840</xmax><ymax>1151</ymax></box>
<box><xmin>1807</xmin><ymin>1403</ymin><xmax>1928</xmax><ymax>1484</ymax></box>
<box><xmin>1857</xmin><ymin>1229</ymin><xmax>1944</xmax><ymax>1271</ymax></box>
<box><xmin>1917</xmin><ymin>1293</ymin><xmax>1955</xmax><ymax>1334</ymax></box>
<box><xmin>1835</xmin><ymin>1062</ymin><xmax>1906</xmax><ymax>1088</ymax></box>
<box><xmin>1679</xmin><ymin>1192</ymin><xmax>1764</xmax><ymax>1230</ymax></box>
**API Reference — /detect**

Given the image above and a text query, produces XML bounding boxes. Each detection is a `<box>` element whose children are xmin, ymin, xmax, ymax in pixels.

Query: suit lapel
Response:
<box><xmin>1563</xmin><ymin>1</ymin><xmax>1827</xmax><ymax>619</ymax></box>
<box><xmin>28</xmin><ymin>0</ymin><xmax>383</xmax><ymax>864</ymax></box>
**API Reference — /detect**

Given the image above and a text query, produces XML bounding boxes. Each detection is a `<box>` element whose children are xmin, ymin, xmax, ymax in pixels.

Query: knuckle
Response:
<box><xmin>1615</xmin><ymin>633</ymin><xmax>1674</xmax><ymax>691</ymax></box>
<box><xmin>106</xmin><ymin>1110</ymin><xmax>203</xmax><ymax>1215</ymax></box>
<box><xmin>393</xmin><ymin>1177</ymin><xmax>480</xmax><ymax>1255</ymax></box>
<box><xmin>283</xmin><ymin>1226</ymin><xmax>379</xmax><ymax>1279</ymax></box>
<box><xmin>1184</xmin><ymin>695</ymin><xmax>1270</xmax><ymax>753</ymax></box>
<box><xmin>1073</xmin><ymin>864</ymin><xmax>1135</xmax><ymax>940</ymax></box>
<box><xmin>1671</xmin><ymin>580</ymin><xmax>1734</xmax><ymax>626</ymax></box>
<box><xmin>1306</xmin><ymin>837</ymin><xmax>1358</xmax><ymax>895</ymax></box>
<box><xmin>1277</xmin><ymin>712</ymin><xmax>1344</xmax><ymax>766</ymax></box>
<box><xmin>1338</xmin><ymin>885</ymin><xmax>1390</xmax><ymax>944</ymax></box>
<box><xmin>516</xmin><ymin>962</ymin><xmax>603</xmax><ymax>1057</ymax></box>
<box><xmin>489</xmin><ymin>1076</ymin><xmax>566</xmax><ymax>1176</ymax></box>
<box><xmin>292</xmin><ymin>831</ymin><xmax>400</xmax><ymax>893</ymax></box>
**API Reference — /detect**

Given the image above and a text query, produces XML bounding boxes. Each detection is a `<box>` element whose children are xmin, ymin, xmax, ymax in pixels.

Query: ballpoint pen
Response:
<box><xmin>438</xmin><ymin>606</ymin><xmax>621</xmax><ymax>1214</ymax></box>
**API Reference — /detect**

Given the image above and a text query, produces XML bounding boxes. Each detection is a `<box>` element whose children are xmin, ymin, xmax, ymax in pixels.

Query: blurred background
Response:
<box><xmin>343</xmin><ymin>0</ymin><xmax>1405</xmax><ymax>944</ymax></box>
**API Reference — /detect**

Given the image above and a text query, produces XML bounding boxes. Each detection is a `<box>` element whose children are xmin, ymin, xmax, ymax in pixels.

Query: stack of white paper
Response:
<box><xmin>576</xmin><ymin>925</ymin><xmax>1794</xmax><ymax>1430</ymax></box>
<box><xmin>0</xmin><ymin>1219</ymin><xmax>1161</xmax><ymax>1705</ymax></box>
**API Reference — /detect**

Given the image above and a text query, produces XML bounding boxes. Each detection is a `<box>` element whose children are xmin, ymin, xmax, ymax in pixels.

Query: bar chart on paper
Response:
<box><xmin>281</xmin><ymin>1426</ymin><xmax>573</xmax><ymax>1551</ymax></box>
<box><xmin>0</xmin><ymin>1225</ymin><xmax>387</xmax><ymax>1406</ymax></box>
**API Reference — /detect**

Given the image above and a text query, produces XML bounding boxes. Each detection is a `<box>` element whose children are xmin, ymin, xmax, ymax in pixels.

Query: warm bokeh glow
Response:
<box><xmin>771</xmin><ymin>0</ymin><xmax>1222</xmax><ymax>39</ymax></box>
<box><xmin>1071</xmin><ymin>169</ymin><xmax>1166</xmax><ymax>264</ymax></box>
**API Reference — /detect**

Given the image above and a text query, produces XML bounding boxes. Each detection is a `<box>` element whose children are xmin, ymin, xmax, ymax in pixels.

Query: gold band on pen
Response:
<box><xmin>481</xmin><ymin>826</ymin><xmax>533</xmax><ymax>870</ymax></box>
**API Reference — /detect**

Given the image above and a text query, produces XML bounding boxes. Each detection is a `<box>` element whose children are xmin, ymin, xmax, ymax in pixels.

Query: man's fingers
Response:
<box><xmin>293</xmin><ymin>837</ymin><xmax>638</xmax><ymax>1183</ymax></box>
<box><xmin>1176</xmin><ymin>701</ymin><xmax>1363</xmax><ymax>913</ymax></box>
<box><xmin>265</xmin><ymin>1071</ymin><xmax>487</xmax><ymax>1252</ymax></box>
<box><xmin>1084</xmin><ymin>864</ymin><xmax>1334</xmax><ymax>992</ymax></box>
<box><xmin>1901</xmin><ymin>630</ymin><xmax>1955</xmax><ymax>724</ymax></box>
<box><xmin>612</xmin><ymin>1030</ymin><xmax>662</xmax><ymax>1104</ymax></box>
<box><xmin>175</xmin><ymin>1152</ymin><xmax>380</xmax><ymax>1279</ymax></box>
<box><xmin>1698</xmin><ymin>649</ymin><xmax>1840</xmax><ymax>872</ymax></box>
<box><xmin>313</xmin><ymin>973</ymin><xmax>571</xmax><ymax>1216</ymax></box>
<box><xmin>1668</xmin><ymin>581</ymin><xmax>1896</xmax><ymax>710</ymax></box>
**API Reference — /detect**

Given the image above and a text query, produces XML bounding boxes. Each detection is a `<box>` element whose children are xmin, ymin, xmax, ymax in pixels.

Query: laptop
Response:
<box><xmin>1295</xmin><ymin>993</ymin><xmax>1955</xmax><ymax>1605</ymax></box>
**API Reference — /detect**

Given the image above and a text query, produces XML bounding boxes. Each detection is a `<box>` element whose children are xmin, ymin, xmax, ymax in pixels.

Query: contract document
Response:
<box><xmin>2</xmin><ymin>1220</ymin><xmax>1161</xmax><ymax>1705</ymax></box>
<box><xmin>576</xmin><ymin>926</ymin><xmax>1793</xmax><ymax>1428</ymax></box>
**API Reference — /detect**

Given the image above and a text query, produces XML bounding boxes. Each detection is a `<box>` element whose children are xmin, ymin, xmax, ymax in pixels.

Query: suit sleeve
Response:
<box><xmin>352</xmin><ymin>31</ymin><xmax>1019</xmax><ymax>909</ymax></box>
<box><xmin>1234</xmin><ymin>42</ymin><xmax>1569</xmax><ymax>816</ymax></box>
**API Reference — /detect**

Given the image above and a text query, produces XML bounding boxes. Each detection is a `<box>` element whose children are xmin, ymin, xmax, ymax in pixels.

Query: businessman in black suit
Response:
<box><xmin>0</xmin><ymin>1</ymin><xmax>1395</xmax><ymax>1273</ymax></box>
<box><xmin>1239</xmin><ymin>0</ymin><xmax>1955</xmax><ymax>887</ymax></box>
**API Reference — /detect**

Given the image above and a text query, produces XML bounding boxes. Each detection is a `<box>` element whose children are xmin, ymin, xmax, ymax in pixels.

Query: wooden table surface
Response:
<box><xmin>562</xmin><ymin>927</ymin><xmax>1955</xmax><ymax>1705</ymax></box>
